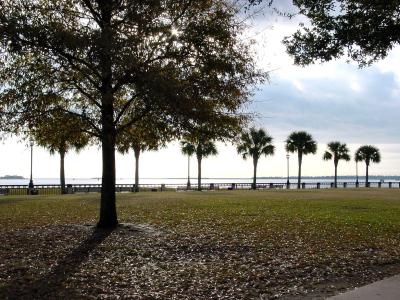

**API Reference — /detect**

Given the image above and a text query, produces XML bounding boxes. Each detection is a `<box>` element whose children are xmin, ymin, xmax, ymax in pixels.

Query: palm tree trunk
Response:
<box><xmin>187</xmin><ymin>155</ymin><xmax>191</xmax><ymax>189</ymax></box>
<box><xmin>297</xmin><ymin>151</ymin><xmax>302</xmax><ymax>189</ymax></box>
<box><xmin>366</xmin><ymin>162</ymin><xmax>369</xmax><ymax>187</ymax></box>
<box><xmin>60</xmin><ymin>151</ymin><xmax>66</xmax><ymax>194</ymax></box>
<box><xmin>197</xmin><ymin>155</ymin><xmax>202</xmax><ymax>191</ymax></box>
<box><xmin>252</xmin><ymin>157</ymin><xmax>258</xmax><ymax>190</ymax></box>
<box><xmin>334</xmin><ymin>161</ymin><xmax>338</xmax><ymax>188</ymax></box>
<box><xmin>134</xmin><ymin>146</ymin><xmax>140</xmax><ymax>192</ymax></box>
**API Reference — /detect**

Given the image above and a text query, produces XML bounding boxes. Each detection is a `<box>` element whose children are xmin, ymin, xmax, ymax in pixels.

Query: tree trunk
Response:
<box><xmin>60</xmin><ymin>151</ymin><xmax>66</xmax><ymax>194</ymax></box>
<box><xmin>98</xmin><ymin>107</ymin><xmax>118</xmax><ymax>228</ymax></box>
<box><xmin>366</xmin><ymin>162</ymin><xmax>369</xmax><ymax>187</ymax></box>
<box><xmin>134</xmin><ymin>146</ymin><xmax>140</xmax><ymax>193</ymax></box>
<box><xmin>252</xmin><ymin>157</ymin><xmax>258</xmax><ymax>190</ymax></box>
<box><xmin>197</xmin><ymin>155</ymin><xmax>202</xmax><ymax>191</ymax></box>
<box><xmin>187</xmin><ymin>155</ymin><xmax>191</xmax><ymax>189</ymax></box>
<box><xmin>297</xmin><ymin>151</ymin><xmax>302</xmax><ymax>189</ymax></box>
<box><xmin>334</xmin><ymin>161</ymin><xmax>338</xmax><ymax>188</ymax></box>
<box><xmin>97</xmin><ymin>6</ymin><xmax>118</xmax><ymax>229</ymax></box>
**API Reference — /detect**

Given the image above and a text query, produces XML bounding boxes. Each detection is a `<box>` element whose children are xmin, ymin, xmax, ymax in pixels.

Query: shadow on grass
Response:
<box><xmin>0</xmin><ymin>227</ymin><xmax>113</xmax><ymax>299</ymax></box>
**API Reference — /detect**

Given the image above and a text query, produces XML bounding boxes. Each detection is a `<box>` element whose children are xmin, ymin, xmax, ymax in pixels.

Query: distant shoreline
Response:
<box><xmin>0</xmin><ymin>175</ymin><xmax>25</xmax><ymax>179</ymax></box>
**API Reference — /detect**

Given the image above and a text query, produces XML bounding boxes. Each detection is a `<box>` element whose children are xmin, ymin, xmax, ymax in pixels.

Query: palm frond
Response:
<box><xmin>237</xmin><ymin>127</ymin><xmax>274</xmax><ymax>160</ymax></box>
<box><xmin>180</xmin><ymin>140</ymin><xmax>196</xmax><ymax>156</ymax></box>
<box><xmin>355</xmin><ymin>145</ymin><xmax>381</xmax><ymax>164</ymax></box>
<box><xmin>286</xmin><ymin>131</ymin><xmax>317</xmax><ymax>155</ymax></box>
<box><xmin>323</xmin><ymin>151</ymin><xmax>332</xmax><ymax>160</ymax></box>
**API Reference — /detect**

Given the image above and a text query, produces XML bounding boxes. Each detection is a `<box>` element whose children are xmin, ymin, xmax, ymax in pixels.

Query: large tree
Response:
<box><xmin>323</xmin><ymin>141</ymin><xmax>350</xmax><ymax>188</ymax></box>
<box><xmin>285</xmin><ymin>131</ymin><xmax>317</xmax><ymax>189</ymax></box>
<box><xmin>29</xmin><ymin>110</ymin><xmax>89</xmax><ymax>194</ymax></box>
<box><xmin>355</xmin><ymin>145</ymin><xmax>381</xmax><ymax>187</ymax></box>
<box><xmin>0</xmin><ymin>1</ymin><xmax>262</xmax><ymax>228</ymax></box>
<box><xmin>237</xmin><ymin>127</ymin><xmax>275</xmax><ymax>190</ymax></box>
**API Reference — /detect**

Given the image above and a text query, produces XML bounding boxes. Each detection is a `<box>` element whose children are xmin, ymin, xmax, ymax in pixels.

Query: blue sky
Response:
<box><xmin>1</xmin><ymin>3</ymin><xmax>399</xmax><ymax>179</ymax></box>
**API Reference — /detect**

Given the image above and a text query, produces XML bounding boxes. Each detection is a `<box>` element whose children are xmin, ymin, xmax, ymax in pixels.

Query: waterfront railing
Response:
<box><xmin>0</xmin><ymin>181</ymin><xmax>399</xmax><ymax>196</ymax></box>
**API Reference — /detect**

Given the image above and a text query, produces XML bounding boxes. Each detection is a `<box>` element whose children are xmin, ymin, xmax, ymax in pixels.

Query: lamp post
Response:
<box><xmin>28</xmin><ymin>140</ymin><xmax>34</xmax><ymax>190</ymax></box>
<box><xmin>356</xmin><ymin>161</ymin><xmax>359</xmax><ymax>187</ymax></box>
<box><xmin>187</xmin><ymin>155</ymin><xmax>191</xmax><ymax>189</ymax></box>
<box><xmin>286</xmin><ymin>153</ymin><xmax>290</xmax><ymax>187</ymax></box>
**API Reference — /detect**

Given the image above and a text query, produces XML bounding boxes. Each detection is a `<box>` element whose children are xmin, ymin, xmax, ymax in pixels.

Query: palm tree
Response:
<box><xmin>237</xmin><ymin>127</ymin><xmax>275</xmax><ymax>189</ymax></box>
<box><xmin>285</xmin><ymin>131</ymin><xmax>317</xmax><ymax>189</ymax></box>
<box><xmin>30</xmin><ymin>111</ymin><xmax>88</xmax><ymax>194</ymax></box>
<box><xmin>355</xmin><ymin>145</ymin><xmax>381</xmax><ymax>187</ymax></box>
<box><xmin>117</xmin><ymin>127</ymin><xmax>163</xmax><ymax>193</ymax></box>
<box><xmin>323</xmin><ymin>141</ymin><xmax>350</xmax><ymax>188</ymax></box>
<box><xmin>127</xmin><ymin>143</ymin><xmax>158</xmax><ymax>192</ymax></box>
<box><xmin>180</xmin><ymin>141</ymin><xmax>196</xmax><ymax>189</ymax></box>
<box><xmin>196</xmin><ymin>141</ymin><xmax>218</xmax><ymax>191</ymax></box>
<box><xmin>181</xmin><ymin>139</ymin><xmax>218</xmax><ymax>191</ymax></box>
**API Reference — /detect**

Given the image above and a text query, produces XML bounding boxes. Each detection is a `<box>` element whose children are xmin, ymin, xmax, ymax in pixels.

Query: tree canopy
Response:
<box><xmin>180</xmin><ymin>141</ymin><xmax>196</xmax><ymax>157</ymax></box>
<box><xmin>284</xmin><ymin>1</ymin><xmax>400</xmax><ymax>66</ymax></box>
<box><xmin>323</xmin><ymin>141</ymin><xmax>350</xmax><ymax>165</ymax></box>
<box><xmin>29</xmin><ymin>110</ymin><xmax>89</xmax><ymax>157</ymax></box>
<box><xmin>355</xmin><ymin>145</ymin><xmax>381</xmax><ymax>166</ymax></box>
<box><xmin>0</xmin><ymin>0</ymin><xmax>261</xmax><ymax>135</ymax></box>
<box><xmin>117</xmin><ymin>112</ymin><xmax>173</xmax><ymax>156</ymax></box>
<box><xmin>247</xmin><ymin>1</ymin><xmax>400</xmax><ymax>66</ymax></box>
<box><xmin>285</xmin><ymin>131</ymin><xmax>317</xmax><ymax>155</ymax></box>
<box><xmin>237</xmin><ymin>127</ymin><xmax>275</xmax><ymax>161</ymax></box>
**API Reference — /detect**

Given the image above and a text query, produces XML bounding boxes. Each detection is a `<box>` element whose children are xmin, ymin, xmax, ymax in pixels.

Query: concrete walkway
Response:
<box><xmin>328</xmin><ymin>275</ymin><xmax>400</xmax><ymax>299</ymax></box>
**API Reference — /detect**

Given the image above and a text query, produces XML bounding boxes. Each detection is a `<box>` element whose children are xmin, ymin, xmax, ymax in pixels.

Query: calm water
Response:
<box><xmin>1</xmin><ymin>176</ymin><xmax>399</xmax><ymax>186</ymax></box>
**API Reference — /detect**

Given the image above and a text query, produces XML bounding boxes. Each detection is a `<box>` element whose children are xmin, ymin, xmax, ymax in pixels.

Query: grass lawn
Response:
<box><xmin>0</xmin><ymin>189</ymin><xmax>399</xmax><ymax>299</ymax></box>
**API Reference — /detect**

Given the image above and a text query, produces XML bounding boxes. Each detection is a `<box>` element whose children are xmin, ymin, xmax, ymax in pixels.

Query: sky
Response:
<box><xmin>1</xmin><ymin>2</ymin><xmax>399</xmax><ymax>180</ymax></box>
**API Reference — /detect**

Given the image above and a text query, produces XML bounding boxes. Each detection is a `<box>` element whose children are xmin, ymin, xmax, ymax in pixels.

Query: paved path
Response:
<box><xmin>328</xmin><ymin>275</ymin><xmax>400</xmax><ymax>300</ymax></box>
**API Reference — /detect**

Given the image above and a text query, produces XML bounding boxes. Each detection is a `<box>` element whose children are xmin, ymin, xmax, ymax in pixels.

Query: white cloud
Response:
<box><xmin>292</xmin><ymin>79</ymin><xmax>305</xmax><ymax>92</ymax></box>
<box><xmin>376</xmin><ymin>47</ymin><xmax>400</xmax><ymax>84</ymax></box>
<box><xmin>350</xmin><ymin>81</ymin><xmax>362</xmax><ymax>92</ymax></box>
